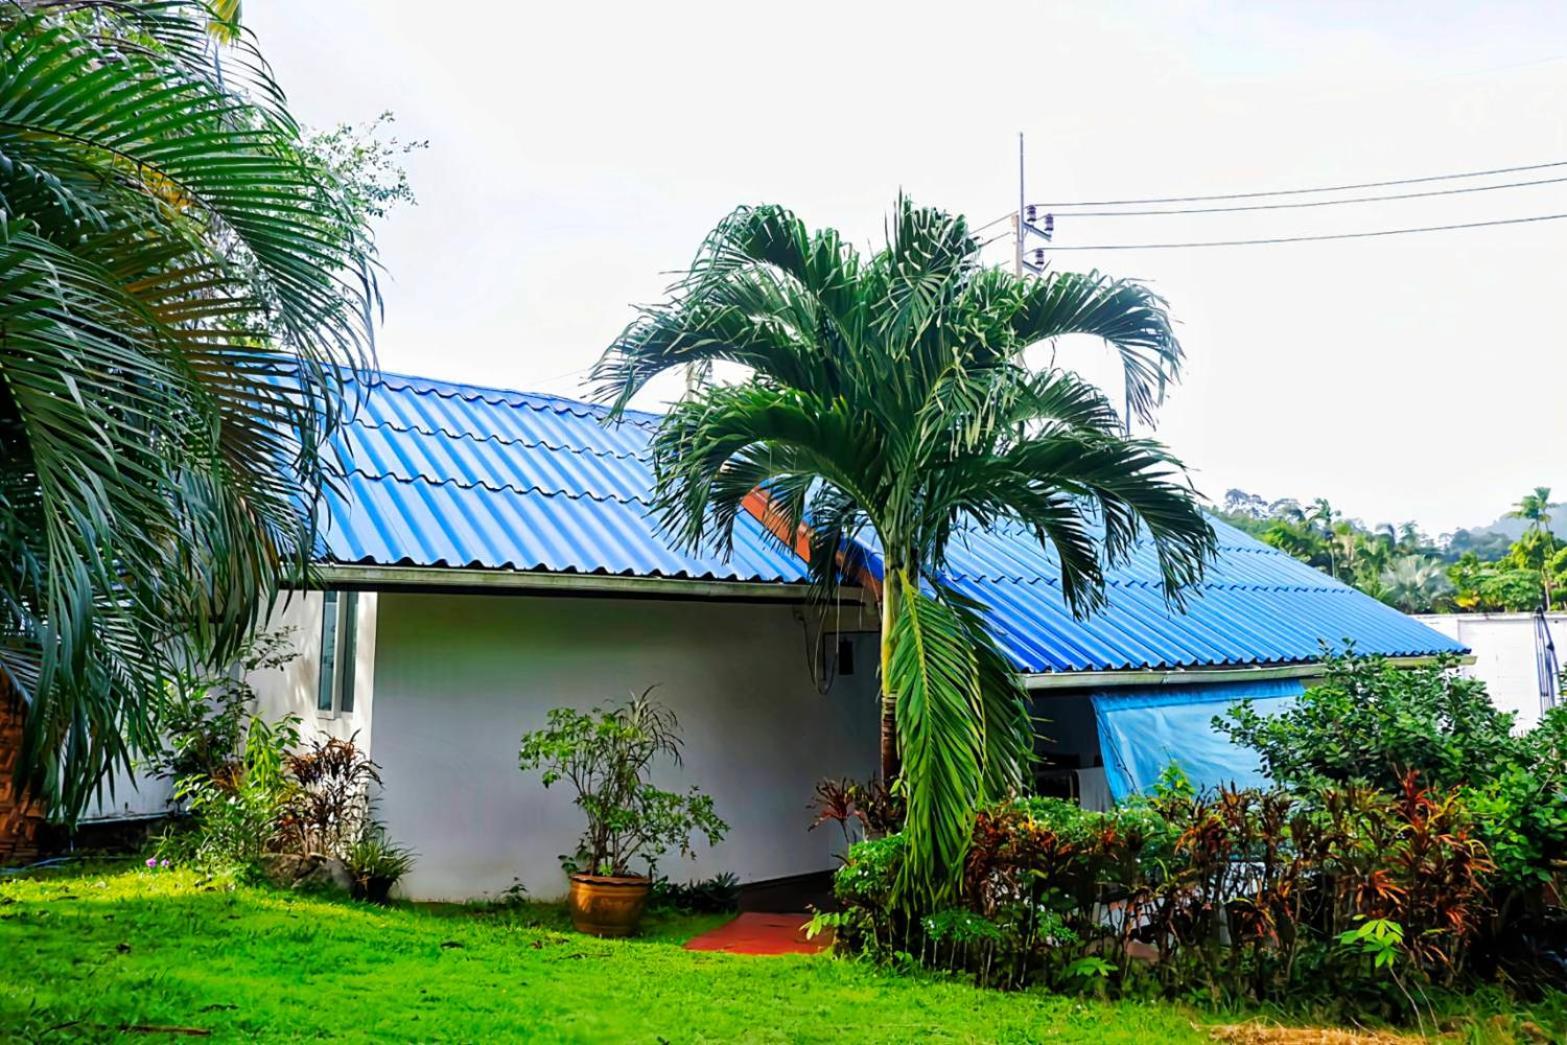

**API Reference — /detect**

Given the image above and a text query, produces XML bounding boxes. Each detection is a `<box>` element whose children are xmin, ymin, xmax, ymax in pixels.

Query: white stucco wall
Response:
<box><xmin>82</xmin><ymin>763</ymin><xmax>175</xmax><ymax>823</ymax></box>
<box><xmin>1414</xmin><ymin>612</ymin><xmax>1565</xmax><ymax>731</ymax></box>
<box><xmin>369</xmin><ymin>592</ymin><xmax>881</xmax><ymax>901</ymax></box>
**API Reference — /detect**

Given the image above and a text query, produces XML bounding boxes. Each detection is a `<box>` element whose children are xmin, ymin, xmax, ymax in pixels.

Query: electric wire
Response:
<box><xmin>970</xmin><ymin>212</ymin><xmax>1015</xmax><ymax>234</ymax></box>
<box><xmin>1053</xmin><ymin>173</ymin><xmax>1567</xmax><ymax>217</ymax></box>
<box><xmin>1036</xmin><ymin>159</ymin><xmax>1567</xmax><ymax>208</ymax></box>
<box><xmin>1039</xmin><ymin>211</ymin><xmax>1567</xmax><ymax>250</ymax></box>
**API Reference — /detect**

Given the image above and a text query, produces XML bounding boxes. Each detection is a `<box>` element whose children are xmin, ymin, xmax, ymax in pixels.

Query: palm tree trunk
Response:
<box><xmin>878</xmin><ymin>567</ymin><xmax>902</xmax><ymax>785</ymax></box>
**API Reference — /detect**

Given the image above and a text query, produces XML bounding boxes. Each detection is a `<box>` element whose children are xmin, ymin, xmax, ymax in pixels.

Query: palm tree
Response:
<box><xmin>1380</xmin><ymin>556</ymin><xmax>1454</xmax><ymax>614</ymax></box>
<box><xmin>595</xmin><ymin>198</ymin><xmax>1215</xmax><ymax>902</ymax></box>
<box><xmin>1510</xmin><ymin>487</ymin><xmax>1557</xmax><ymax>607</ymax></box>
<box><xmin>1307</xmin><ymin>499</ymin><xmax>1338</xmax><ymax>579</ymax></box>
<box><xmin>1</xmin><ymin>3</ymin><xmax>377</xmax><ymax>816</ymax></box>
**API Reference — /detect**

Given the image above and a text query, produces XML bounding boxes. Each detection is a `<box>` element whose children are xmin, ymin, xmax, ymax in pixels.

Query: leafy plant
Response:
<box><xmin>594</xmin><ymin>196</ymin><xmax>1215</xmax><ymax>904</ymax></box>
<box><xmin>651</xmin><ymin>872</ymin><xmax>740</xmax><ymax>914</ymax></box>
<box><xmin>808</xmin><ymin>776</ymin><xmax>905</xmax><ymax>846</ymax></box>
<box><xmin>159</xmin><ymin>715</ymin><xmax>302</xmax><ymax>878</ymax></box>
<box><xmin>517</xmin><ymin>690</ymin><xmax>727</xmax><ymax>878</ymax></box>
<box><xmin>142</xmin><ymin>629</ymin><xmax>298</xmax><ymax>786</ymax></box>
<box><xmin>828</xmin><ymin>775</ymin><xmax>1497</xmax><ymax>1017</ymax></box>
<box><xmin>1218</xmin><ymin>652</ymin><xmax>1516</xmax><ymax>793</ymax></box>
<box><xmin>278</xmin><ymin>735</ymin><xmax>382</xmax><ymax>858</ymax></box>
<box><xmin>343</xmin><ymin>823</ymin><xmax>416</xmax><ymax>904</ymax></box>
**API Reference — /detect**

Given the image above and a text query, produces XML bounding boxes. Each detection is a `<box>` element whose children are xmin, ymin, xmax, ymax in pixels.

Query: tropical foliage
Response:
<box><xmin>0</xmin><ymin>2</ymin><xmax>385</xmax><ymax>817</ymax></box>
<box><xmin>1218</xmin><ymin>487</ymin><xmax>1565</xmax><ymax>613</ymax></box>
<box><xmin>517</xmin><ymin>691</ymin><xmax>728</xmax><ymax>878</ymax></box>
<box><xmin>820</xmin><ymin>776</ymin><xmax>1495</xmax><ymax>1027</ymax></box>
<box><xmin>595</xmin><ymin>197</ymin><xmax>1215</xmax><ymax>902</ymax></box>
<box><xmin>826</xmin><ymin>660</ymin><xmax>1567</xmax><ymax>1025</ymax></box>
<box><xmin>1220</xmin><ymin>653</ymin><xmax>1567</xmax><ymax>905</ymax></box>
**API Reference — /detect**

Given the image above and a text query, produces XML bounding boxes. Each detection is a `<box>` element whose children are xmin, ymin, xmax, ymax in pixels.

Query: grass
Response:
<box><xmin>0</xmin><ymin>866</ymin><xmax>1560</xmax><ymax>1043</ymax></box>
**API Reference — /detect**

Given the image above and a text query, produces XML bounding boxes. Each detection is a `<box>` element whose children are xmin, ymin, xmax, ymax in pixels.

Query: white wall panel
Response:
<box><xmin>370</xmin><ymin>592</ymin><xmax>880</xmax><ymax>901</ymax></box>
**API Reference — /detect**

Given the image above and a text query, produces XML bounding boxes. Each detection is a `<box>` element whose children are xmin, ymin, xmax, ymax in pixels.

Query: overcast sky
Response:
<box><xmin>250</xmin><ymin>1</ymin><xmax>1567</xmax><ymax>536</ymax></box>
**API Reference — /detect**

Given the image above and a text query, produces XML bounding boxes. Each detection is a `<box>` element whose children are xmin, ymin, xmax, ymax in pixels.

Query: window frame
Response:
<box><xmin>316</xmin><ymin>590</ymin><xmax>359</xmax><ymax>718</ymax></box>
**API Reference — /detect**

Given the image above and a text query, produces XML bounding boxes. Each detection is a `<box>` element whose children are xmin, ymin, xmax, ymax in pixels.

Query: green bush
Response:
<box><xmin>1219</xmin><ymin>653</ymin><xmax>1567</xmax><ymax>905</ymax></box>
<box><xmin>158</xmin><ymin>715</ymin><xmax>301</xmax><ymax>879</ymax></box>
<box><xmin>825</xmin><ymin>777</ymin><xmax>1495</xmax><ymax>1022</ymax></box>
<box><xmin>1217</xmin><ymin>653</ymin><xmax>1515</xmax><ymax>793</ymax></box>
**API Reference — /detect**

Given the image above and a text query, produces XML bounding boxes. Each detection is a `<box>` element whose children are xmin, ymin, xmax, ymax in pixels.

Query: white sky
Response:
<box><xmin>250</xmin><ymin>1</ymin><xmax>1567</xmax><ymax>536</ymax></box>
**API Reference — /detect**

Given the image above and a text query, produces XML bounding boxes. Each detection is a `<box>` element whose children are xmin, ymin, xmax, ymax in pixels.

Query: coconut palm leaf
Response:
<box><xmin>0</xmin><ymin>2</ymin><xmax>376</xmax><ymax>817</ymax></box>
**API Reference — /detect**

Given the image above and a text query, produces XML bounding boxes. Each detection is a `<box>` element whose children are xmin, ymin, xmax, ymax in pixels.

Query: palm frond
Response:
<box><xmin>888</xmin><ymin>579</ymin><xmax>984</xmax><ymax>908</ymax></box>
<box><xmin>0</xmin><ymin>2</ymin><xmax>378</xmax><ymax>818</ymax></box>
<box><xmin>1011</xmin><ymin>270</ymin><xmax>1181</xmax><ymax>425</ymax></box>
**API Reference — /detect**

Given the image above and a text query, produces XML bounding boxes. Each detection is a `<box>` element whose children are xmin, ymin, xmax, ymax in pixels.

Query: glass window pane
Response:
<box><xmin>317</xmin><ymin>591</ymin><xmax>339</xmax><ymax>712</ymax></box>
<box><xmin>338</xmin><ymin>593</ymin><xmax>358</xmax><ymax>713</ymax></box>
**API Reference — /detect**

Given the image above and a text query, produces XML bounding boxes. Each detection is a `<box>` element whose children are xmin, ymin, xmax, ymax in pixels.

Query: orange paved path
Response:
<box><xmin>682</xmin><ymin>912</ymin><xmax>830</xmax><ymax>956</ymax></box>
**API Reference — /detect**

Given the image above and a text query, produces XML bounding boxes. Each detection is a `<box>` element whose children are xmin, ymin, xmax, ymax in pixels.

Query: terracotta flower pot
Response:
<box><xmin>567</xmin><ymin>872</ymin><xmax>652</xmax><ymax>937</ymax></box>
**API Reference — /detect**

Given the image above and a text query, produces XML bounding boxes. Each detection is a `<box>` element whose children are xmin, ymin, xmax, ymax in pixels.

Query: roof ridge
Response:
<box><xmin>340</xmin><ymin>468</ymin><xmax>656</xmax><ymax>507</ymax></box>
<box><xmin>351</xmin><ymin>418</ymin><xmax>649</xmax><ymax>463</ymax></box>
<box><xmin>943</xmin><ymin>572</ymin><xmax>1352</xmax><ymax>594</ymax></box>
<box><xmin>357</xmin><ymin>370</ymin><xmax>662</xmax><ymax>428</ymax></box>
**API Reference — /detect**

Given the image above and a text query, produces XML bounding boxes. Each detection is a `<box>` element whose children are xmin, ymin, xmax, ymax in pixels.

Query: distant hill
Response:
<box><xmin>1445</xmin><ymin>503</ymin><xmax>1567</xmax><ymax>557</ymax></box>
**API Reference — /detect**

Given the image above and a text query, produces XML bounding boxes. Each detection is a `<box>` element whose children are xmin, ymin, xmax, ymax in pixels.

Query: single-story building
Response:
<box><xmin>226</xmin><ymin>368</ymin><xmax>1464</xmax><ymax>901</ymax></box>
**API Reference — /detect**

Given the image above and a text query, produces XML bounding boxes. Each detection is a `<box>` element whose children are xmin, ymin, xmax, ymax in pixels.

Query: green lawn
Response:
<box><xmin>0</xmin><ymin>866</ymin><xmax>1555</xmax><ymax>1043</ymax></box>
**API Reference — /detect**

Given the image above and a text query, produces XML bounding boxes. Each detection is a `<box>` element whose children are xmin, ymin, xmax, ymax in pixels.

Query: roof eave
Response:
<box><xmin>304</xmin><ymin>562</ymin><xmax>864</xmax><ymax>604</ymax></box>
<box><xmin>1024</xmin><ymin>653</ymin><xmax>1475</xmax><ymax>691</ymax></box>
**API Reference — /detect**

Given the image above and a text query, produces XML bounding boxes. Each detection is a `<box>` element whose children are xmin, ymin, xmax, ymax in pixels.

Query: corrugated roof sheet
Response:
<box><xmin>318</xmin><ymin>371</ymin><xmax>811</xmax><ymax>584</ymax></box>
<box><xmin>936</xmin><ymin>518</ymin><xmax>1468</xmax><ymax>673</ymax></box>
<box><xmin>322</xmin><ymin>369</ymin><xmax>1467</xmax><ymax>672</ymax></box>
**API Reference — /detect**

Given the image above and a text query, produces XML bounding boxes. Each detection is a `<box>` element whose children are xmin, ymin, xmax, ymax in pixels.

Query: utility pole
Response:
<box><xmin>1014</xmin><ymin>134</ymin><xmax>1053</xmax><ymax>277</ymax></box>
<box><xmin>1011</xmin><ymin>137</ymin><xmax>1128</xmax><ymax>432</ymax></box>
<box><xmin>1014</xmin><ymin>133</ymin><xmax>1025</xmax><ymax>277</ymax></box>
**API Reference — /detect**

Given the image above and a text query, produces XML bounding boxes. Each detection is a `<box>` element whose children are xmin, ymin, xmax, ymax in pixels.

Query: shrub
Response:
<box><xmin>517</xmin><ymin>688</ymin><xmax>728</xmax><ymax>878</ymax></box>
<box><xmin>159</xmin><ymin>714</ymin><xmax>301</xmax><ymax>878</ymax></box>
<box><xmin>277</xmin><ymin>734</ymin><xmax>381</xmax><ymax>857</ymax></box>
<box><xmin>343</xmin><ymin>823</ymin><xmax>416</xmax><ymax>904</ymax></box>
<box><xmin>1221</xmin><ymin>653</ymin><xmax>1567</xmax><ymax>950</ymax></box>
<box><xmin>142</xmin><ymin>628</ymin><xmax>297</xmax><ymax>785</ymax></box>
<box><xmin>651</xmin><ymin>872</ymin><xmax>740</xmax><ymax>914</ymax></box>
<box><xmin>825</xmin><ymin>776</ymin><xmax>1496</xmax><ymax>1020</ymax></box>
<box><xmin>1217</xmin><ymin>652</ymin><xmax>1515</xmax><ymax>793</ymax></box>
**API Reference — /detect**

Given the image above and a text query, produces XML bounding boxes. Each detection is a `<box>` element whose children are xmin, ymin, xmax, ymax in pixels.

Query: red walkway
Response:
<box><xmin>683</xmin><ymin>912</ymin><xmax>830</xmax><ymax>956</ymax></box>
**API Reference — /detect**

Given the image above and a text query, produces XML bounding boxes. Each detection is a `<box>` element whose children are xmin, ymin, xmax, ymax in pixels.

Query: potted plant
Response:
<box><xmin>518</xmin><ymin>688</ymin><xmax>727</xmax><ymax>936</ymax></box>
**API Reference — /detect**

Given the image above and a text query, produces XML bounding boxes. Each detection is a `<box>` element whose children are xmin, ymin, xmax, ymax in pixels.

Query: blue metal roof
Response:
<box><xmin>322</xmin><ymin>369</ymin><xmax>1466</xmax><ymax>672</ymax></box>
<box><xmin>318</xmin><ymin>371</ymin><xmax>811</xmax><ymax>584</ymax></box>
<box><xmin>934</xmin><ymin>518</ymin><xmax>1467</xmax><ymax>673</ymax></box>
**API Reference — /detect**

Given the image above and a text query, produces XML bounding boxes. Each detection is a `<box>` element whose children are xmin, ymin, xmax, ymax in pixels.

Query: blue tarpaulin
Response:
<box><xmin>1091</xmin><ymin>678</ymin><xmax>1303</xmax><ymax>800</ymax></box>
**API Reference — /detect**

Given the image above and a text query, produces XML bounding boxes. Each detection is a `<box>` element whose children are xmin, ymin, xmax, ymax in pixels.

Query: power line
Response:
<box><xmin>1042</xmin><ymin>211</ymin><xmax>1567</xmax><ymax>250</ymax></box>
<box><xmin>1056</xmin><ymin>173</ymin><xmax>1567</xmax><ymax>217</ymax></box>
<box><xmin>970</xmin><ymin>212</ymin><xmax>1015</xmax><ymax>234</ymax></box>
<box><xmin>1038</xmin><ymin>159</ymin><xmax>1567</xmax><ymax>208</ymax></box>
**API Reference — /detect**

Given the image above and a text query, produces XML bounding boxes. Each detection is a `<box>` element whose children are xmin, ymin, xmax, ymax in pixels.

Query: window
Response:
<box><xmin>317</xmin><ymin>591</ymin><xmax>359</xmax><ymax>715</ymax></box>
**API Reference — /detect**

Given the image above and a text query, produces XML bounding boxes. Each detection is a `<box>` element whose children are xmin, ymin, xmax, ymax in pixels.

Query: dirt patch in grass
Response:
<box><xmin>1211</xmin><ymin>1024</ymin><xmax>1419</xmax><ymax>1044</ymax></box>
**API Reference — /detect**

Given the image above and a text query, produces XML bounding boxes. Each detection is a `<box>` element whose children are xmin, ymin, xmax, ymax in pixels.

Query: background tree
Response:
<box><xmin>596</xmin><ymin>198</ymin><xmax>1214</xmax><ymax>902</ymax></box>
<box><xmin>1218</xmin><ymin>486</ymin><xmax>1562</xmax><ymax>613</ymax></box>
<box><xmin>1509</xmin><ymin>487</ymin><xmax>1557</xmax><ymax>608</ymax></box>
<box><xmin>1379</xmin><ymin>556</ymin><xmax>1454</xmax><ymax>614</ymax></box>
<box><xmin>0</xmin><ymin>3</ymin><xmax>383</xmax><ymax>816</ymax></box>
